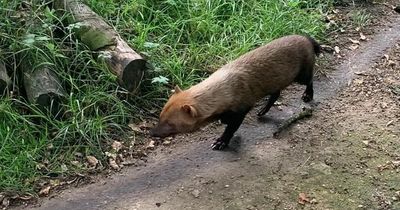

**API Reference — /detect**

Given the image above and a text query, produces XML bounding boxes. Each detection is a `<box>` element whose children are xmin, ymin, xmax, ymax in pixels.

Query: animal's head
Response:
<box><xmin>150</xmin><ymin>86</ymin><xmax>203</xmax><ymax>138</ymax></box>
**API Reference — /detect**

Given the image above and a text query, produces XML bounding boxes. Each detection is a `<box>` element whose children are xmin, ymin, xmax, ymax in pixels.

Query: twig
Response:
<box><xmin>273</xmin><ymin>107</ymin><xmax>313</xmax><ymax>137</ymax></box>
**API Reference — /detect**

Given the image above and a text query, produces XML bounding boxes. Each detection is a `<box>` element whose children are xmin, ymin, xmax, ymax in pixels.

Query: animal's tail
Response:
<box><xmin>305</xmin><ymin>36</ymin><xmax>321</xmax><ymax>57</ymax></box>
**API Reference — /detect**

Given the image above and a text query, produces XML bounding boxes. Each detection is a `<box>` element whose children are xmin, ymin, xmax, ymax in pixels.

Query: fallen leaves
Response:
<box><xmin>298</xmin><ymin>192</ymin><xmax>310</xmax><ymax>205</ymax></box>
<box><xmin>191</xmin><ymin>189</ymin><xmax>200</xmax><ymax>198</ymax></box>
<box><xmin>109</xmin><ymin>159</ymin><xmax>120</xmax><ymax>171</ymax></box>
<box><xmin>378</xmin><ymin>160</ymin><xmax>400</xmax><ymax>172</ymax></box>
<box><xmin>146</xmin><ymin>140</ymin><xmax>156</xmax><ymax>150</ymax></box>
<box><xmin>349</xmin><ymin>38</ymin><xmax>360</xmax><ymax>45</ymax></box>
<box><xmin>360</xmin><ymin>32</ymin><xmax>367</xmax><ymax>41</ymax></box>
<box><xmin>334</xmin><ymin>46</ymin><xmax>340</xmax><ymax>54</ymax></box>
<box><xmin>86</xmin><ymin>156</ymin><xmax>99</xmax><ymax>167</ymax></box>
<box><xmin>1</xmin><ymin>196</ymin><xmax>9</xmax><ymax>208</ymax></box>
<box><xmin>111</xmin><ymin>141</ymin><xmax>123</xmax><ymax>153</ymax></box>
<box><xmin>162</xmin><ymin>140</ymin><xmax>171</xmax><ymax>146</ymax></box>
<box><xmin>38</xmin><ymin>186</ymin><xmax>51</xmax><ymax>196</ymax></box>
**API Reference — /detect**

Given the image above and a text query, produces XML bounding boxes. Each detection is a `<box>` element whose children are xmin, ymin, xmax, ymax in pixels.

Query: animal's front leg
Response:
<box><xmin>212</xmin><ymin>109</ymin><xmax>249</xmax><ymax>150</ymax></box>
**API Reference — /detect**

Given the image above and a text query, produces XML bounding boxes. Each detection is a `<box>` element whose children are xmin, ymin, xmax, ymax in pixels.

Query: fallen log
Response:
<box><xmin>54</xmin><ymin>0</ymin><xmax>147</xmax><ymax>93</ymax></box>
<box><xmin>0</xmin><ymin>61</ymin><xmax>11</xmax><ymax>96</ymax></box>
<box><xmin>23</xmin><ymin>67</ymin><xmax>65</xmax><ymax>115</ymax></box>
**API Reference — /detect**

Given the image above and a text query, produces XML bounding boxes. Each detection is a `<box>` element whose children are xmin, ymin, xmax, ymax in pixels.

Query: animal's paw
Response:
<box><xmin>301</xmin><ymin>93</ymin><xmax>313</xmax><ymax>102</ymax></box>
<box><xmin>211</xmin><ymin>139</ymin><xmax>228</xmax><ymax>150</ymax></box>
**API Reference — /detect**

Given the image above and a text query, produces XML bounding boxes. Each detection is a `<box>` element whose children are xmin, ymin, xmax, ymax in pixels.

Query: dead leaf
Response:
<box><xmin>353</xmin><ymin>78</ymin><xmax>364</xmax><ymax>85</ymax></box>
<box><xmin>86</xmin><ymin>156</ymin><xmax>99</xmax><ymax>167</ymax></box>
<box><xmin>139</xmin><ymin>121</ymin><xmax>153</xmax><ymax>129</ymax></box>
<box><xmin>349</xmin><ymin>38</ymin><xmax>360</xmax><ymax>45</ymax></box>
<box><xmin>39</xmin><ymin>186</ymin><xmax>51</xmax><ymax>196</ymax></box>
<box><xmin>111</xmin><ymin>141</ymin><xmax>123</xmax><ymax>152</ymax></box>
<box><xmin>360</xmin><ymin>32</ymin><xmax>367</xmax><ymax>41</ymax></box>
<box><xmin>146</xmin><ymin>140</ymin><xmax>155</xmax><ymax>150</ymax></box>
<box><xmin>2</xmin><ymin>197</ymin><xmax>9</xmax><ymax>208</ymax></box>
<box><xmin>191</xmin><ymin>189</ymin><xmax>200</xmax><ymax>198</ymax></box>
<box><xmin>298</xmin><ymin>192</ymin><xmax>310</xmax><ymax>205</ymax></box>
<box><xmin>109</xmin><ymin>159</ymin><xmax>120</xmax><ymax>170</ymax></box>
<box><xmin>36</xmin><ymin>163</ymin><xmax>46</xmax><ymax>170</ymax></box>
<box><xmin>163</xmin><ymin>140</ymin><xmax>171</xmax><ymax>146</ymax></box>
<box><xmin>355</xmin><ymin>27</ymin><xmax>361</xmax><ymax>32</ymax></box>
<box><xmin>384</xmin><ymin>54</ymin><xmax>389</xmax><ymax>61</ymax></box>
<box><xmin>105</xmin><ymin>151</ymin><xmax>117</xmax><ymax>159</ymax></box>
<box><xmin>326</xmin><ymin>14</ymin><xmax>336</xmax><ymax>21</ymax></box>
<box><xmin>334</xmin><ymin>46</ymin><xmax>340</xmax><ymax>54</ymax></box>
<box><xmin>71</xmin><ymin>160</ymin><xmax>81</xmax><ymax>167</ymax></box>
<box><xmin>349</xmin><ymin>45</ymin><xmax>359</xmax><ymax>51</ymax></box>
<box><xmin>128</xmin><ymin>123</ymin><xmax>142</xmax><ymax>133</ymax></box>
<box><xmin>50</xmin><ymin>179</ymin><xmax>61</xmax><ymax>187</ymax></box>
<box><xmin>388</xmin><ymin>60</ymin><xmax>396</xmax><ymax>67</ymax></box>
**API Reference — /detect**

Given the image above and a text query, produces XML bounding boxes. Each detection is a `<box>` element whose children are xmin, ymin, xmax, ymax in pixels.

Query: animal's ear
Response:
<box><xmin>181</xmin><ymin>104</ymin><xmax>197</xmax><ymax>117</ymax></box>
<box><xmin>174</xmin><ymin>85</ymin><xmax>182</xmax><ymax>94</ymax></box>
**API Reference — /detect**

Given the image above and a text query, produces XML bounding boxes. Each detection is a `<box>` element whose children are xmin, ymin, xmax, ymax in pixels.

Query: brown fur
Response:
<box><xmin>150</xmin><ymin>35</ymin><xmax>319</xmax><ymax>148</ymax></box>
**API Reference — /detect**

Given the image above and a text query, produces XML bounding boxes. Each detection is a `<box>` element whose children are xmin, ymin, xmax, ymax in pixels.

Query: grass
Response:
<box><xmin>86</xmin><ymin>0</ymin><xmax>331</xmax><ymax>89</ymax></box>
<box><xmin>349</xmin><ymin>9</ymin><xmax>371</xmax><ymax>28</ymax></box>
<box><xmin>0</xmin><ymin>0</ymin><xmax>331</xmax><ymax>200</ymax></box>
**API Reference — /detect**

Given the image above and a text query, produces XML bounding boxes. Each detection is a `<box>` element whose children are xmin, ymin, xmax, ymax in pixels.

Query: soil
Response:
<box><xmin>11</xmin><ymin>2</ymin><xmax>400</xmax><ymax>210</ymax></box>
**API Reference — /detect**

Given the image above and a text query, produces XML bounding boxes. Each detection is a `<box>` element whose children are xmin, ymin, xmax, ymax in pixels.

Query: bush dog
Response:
<box><xmin>150</xmin><ymin>35</ymin><xmax>321</xmax><ymax>150</ymax></box>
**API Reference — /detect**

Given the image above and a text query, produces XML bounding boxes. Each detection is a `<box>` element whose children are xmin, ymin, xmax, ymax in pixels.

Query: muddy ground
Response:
<box><xmin>14</xmin><ymin>2</ymin><xmax>400</xmax><ymax>210</ymax></box>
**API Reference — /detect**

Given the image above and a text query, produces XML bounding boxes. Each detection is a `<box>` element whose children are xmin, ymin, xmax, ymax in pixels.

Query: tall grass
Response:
<box><xmin>87</xmin><ymin>0</ymin><xmax>331</xmax><ymax>90</ymax></box>
<box><xmin>0</xmin><ymin>0</ymin><xmax>330</xmax><ymax>196</ymax></box>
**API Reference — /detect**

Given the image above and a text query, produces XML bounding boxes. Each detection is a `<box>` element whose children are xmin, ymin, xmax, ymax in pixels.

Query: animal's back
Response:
<box><xmin>190</xmin><ymin>35</ymin><xmax>316</xmax><ymax>112</ymax></box>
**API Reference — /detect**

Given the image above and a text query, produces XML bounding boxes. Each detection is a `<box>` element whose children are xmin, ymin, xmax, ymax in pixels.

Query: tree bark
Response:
<box><xmin>0</xmin><ymin>62</ymin><xmax>11</xmax><ymax>96</ymax></box>
<box><xmin>54</xmin><ymin>0</ymin><xmax>147</xmax><ymax>93</ymax></box>
<box><xmin>23</xmin><ymin>67</ymin><xmax>65</xmax><ymax>115</ymax></box>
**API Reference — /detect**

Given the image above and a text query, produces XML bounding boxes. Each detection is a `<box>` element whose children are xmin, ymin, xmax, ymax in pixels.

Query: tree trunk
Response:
<box><xmin>23</xmin><ymin>67</ymin><xmax>65</xmax><ymax>115</ymax></box>
<box><xmin>54</xmin><ymin>0</ymin><xmax>147</xmax><ymax>93</ymax></box>
<box><xmin>0</xmin><ymin>62</ymin><xmax>11</xmax><ymax>96</ymax></box>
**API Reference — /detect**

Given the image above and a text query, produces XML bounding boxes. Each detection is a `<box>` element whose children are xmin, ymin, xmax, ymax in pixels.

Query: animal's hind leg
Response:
<box><xmin>301</xmin><ymin>82</ymin><xmax>313</xmax><ymax>102</ymax></box>
<box><xmin>257</xmin><ymin>91</ymin><xmax>281</xmax><ymax>116</ymax></box>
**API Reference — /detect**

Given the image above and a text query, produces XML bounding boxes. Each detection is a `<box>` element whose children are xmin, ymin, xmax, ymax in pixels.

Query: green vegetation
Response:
<box><xmin>349</xmin><ymin>9</ymin><xmax>371</xmax><ymax>28</ymax></box>
<box><xmin>0</xmin><ymin>0</ymin><xmax>331</xmax><ymax>198</ymax></box>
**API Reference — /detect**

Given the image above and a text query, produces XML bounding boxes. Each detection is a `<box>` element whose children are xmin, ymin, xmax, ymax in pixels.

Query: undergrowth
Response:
<box><xmin>0</xmin><ymin>0</ymin><xmax>331</xmax><ymax>200</ymax></box>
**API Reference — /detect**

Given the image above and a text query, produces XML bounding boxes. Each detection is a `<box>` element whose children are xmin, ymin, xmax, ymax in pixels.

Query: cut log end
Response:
<box><xmin>120</xmin><ymin>59</ymin><xmax>147</xmax><ymax>92</ymax></box>
<box><xmin>36</xmin><ymin>93</ymin><xmax>64</xmax><ymax>117</ymax></box>
<box><xmin>23</xmin><ymin>68</ymin><xmax>66</xmax><ymax>115</ymax></box>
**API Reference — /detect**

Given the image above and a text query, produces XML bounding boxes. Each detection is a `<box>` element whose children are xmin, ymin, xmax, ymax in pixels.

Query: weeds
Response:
<box><xmin>350</xmin><ymin>9</ymin><xmax>371</xmax><ymax>28</ymax></box>
<box><xmin>0</xmin><ymin>0</ymin><xmax>330</xmax><ymax>198</ymax></box>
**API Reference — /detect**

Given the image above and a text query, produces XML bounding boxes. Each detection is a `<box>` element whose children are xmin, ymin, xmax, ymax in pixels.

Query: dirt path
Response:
<box><xmin>21</xmin><ymin>15</ymin><xmax>400</xmax><ymax>210</ymax></box>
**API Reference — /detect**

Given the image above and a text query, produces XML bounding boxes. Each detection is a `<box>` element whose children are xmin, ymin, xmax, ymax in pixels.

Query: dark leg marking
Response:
<box><xmin>257</xmin><ymin>91</ymin><xmax>281</xmax><ymax>116</ymax></box>
<box><xmin>301</xmin><ymin>82</ymin><xmax>314</xmax><ymax>102</ymax></box>
<box><xmin>212</xmin><ymin>108</ymin><xmax>250</xmax><ymax>150</ymax></box>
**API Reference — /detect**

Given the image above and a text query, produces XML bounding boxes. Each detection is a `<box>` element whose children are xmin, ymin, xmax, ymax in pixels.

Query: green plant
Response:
<box><xmin>350</xmin><ymin>9</ymin><xmax>371</xmax><ymax>28</ymax></box>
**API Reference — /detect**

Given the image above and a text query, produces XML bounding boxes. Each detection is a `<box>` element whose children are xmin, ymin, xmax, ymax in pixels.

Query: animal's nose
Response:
<box><xmin>149</xmin><ymin>128</ymin><xmax>157</xmax><ymax>137</ymax></box>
